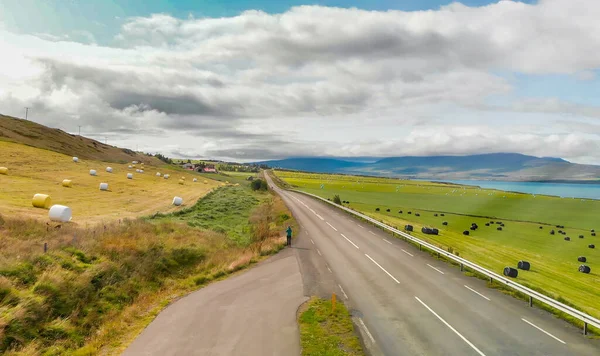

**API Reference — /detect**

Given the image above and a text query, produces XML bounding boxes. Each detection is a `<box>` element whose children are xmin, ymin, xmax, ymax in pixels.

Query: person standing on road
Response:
<box><xmin>286</xmin><ymin>226</ymin><xmax>292</xmax><ymax>247</ymax></box>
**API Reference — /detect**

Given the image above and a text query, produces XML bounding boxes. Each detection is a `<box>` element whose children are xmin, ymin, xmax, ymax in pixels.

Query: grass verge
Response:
<box><xmin>298</xmin><ymin>297</ymin><xmax>365</xmax><ymax>356</ymax></box>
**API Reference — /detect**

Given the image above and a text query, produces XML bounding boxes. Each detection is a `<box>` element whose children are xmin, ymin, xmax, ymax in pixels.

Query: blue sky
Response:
<box><xmin>1</xmin><ymin>0</ymin><xmax>599</xmax><ymax>164</ymax></box>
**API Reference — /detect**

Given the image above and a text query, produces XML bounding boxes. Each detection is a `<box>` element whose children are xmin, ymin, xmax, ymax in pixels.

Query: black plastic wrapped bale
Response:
<box><xmin>589</xmin><ymin>244</ymin><xmax>596</xmax><ymax>249</ymax></box>
<box><xmin>405</xmin><ymin>225</ymin><xmax>413</xmax><ymax>232</ymax></box>
<box><xmin>539</xmin><ymin>226</ymin><xmax>543</xmax><ymax>229</ymax></box>
<box><xmin>415</xmin><ymin>213</ymin><xmax>420</xmax><ymax>217</ymax></box>
<box><xmin>578</xmin><ymin>256</ymin><xmax>587</xmax><ymax>263</ymax></box>
<box><xmin>398</xmin><ymin>210</ymin><xmax>403</xmax><ymax>214</ymax></box>
<box><xmin>472</xmin><ymin>222</ymin><xmax>478</xmax><ymax>227</ymax></box>
<box><xmin>564</xmin><ymin>237</ymin><xmax>570</xmax><ymax>241</ymax></box>
<box><xmin>579</xmin><ymin>235</ymin><xmax>584</xmax><ymax>239</ymax></box>
<box><xmin>558</xmin><ymin>230</ymin><xmax>563</xmax><ymax>233</ymax></box>
<box><xmin>592</xmin><ymin>229</ymin><xmax>595</xmax><ymax>233</ymax></box>
<box><xmin>503</xmin><ymin>267</ymin><xmax>518</xmax><ymax>278</ymax></box>
<box><xmin>470</xmin><ymin>226</ymin><xmax>477</xmax><ymax>231</ymax></box>
<box><xmin>550</xmin><ymin>230</ymin><xmax>555</xmax><ymax>235</ymax></box>
<box><xmin>497</xmin><ymin>227</ymin><xmax>503</xmax><ymax>231</ymax></box>
<box><xmin>463</xmin><ymin>230</ymin><xmax>470</xmax><ymax>236</ymax></box>
<box><xmin>517</xmin><ymin>261</ymin><xmax>531</xmax><ymax>270</ymax></box>
<box><xmin>593</xmin><ymin>233</ymin><xmax>597</xmax><ymax>236</ymax></box>
<box><xmin>579</xmin><ymin>265</ymin><xmax>591</xmax><ymax>274</ymax></box>
<box><xmin>408</xmin><ymin>211</ymin><xmax>412</xmax><ymax>214</ymax></box>
<box><xmin>432</xmin><ymin>228</ymin><xmax>439</xmax><ymax>235</ymax></box>
<box><xmin>490</xmin><ymin>221</ymin><xmax>495</xmax><ymax>224</ymax></box>
<box><xmin>434</xmin><ymin>213</ymin><xmax>438</xmax><ymax>217</ymax></box>
<box><xmin>386</xmin><ymin>208</ymin><xmax>391</xmax><ymax>212</ymax></box>
<box><xmin>485</xmin><ymin>223</ymin><xmax>490</xmax><ymax>226</ymax></box>
<box><xmin>376</xmin><ymin>208</ymin><xmax>380</xmax><ymax>211</ymax></box>
<box><xmin>440</xmin><ymin>213</ymin><xmax>445</xmax><ymax>216</ymax></box>
<box><xmin>442</xmin><ymin>221</ymin><xmax>448</xmax><ymax>226</ymax></box>
<box><xmin>421</xmin><ymin>227</ymin><xmax>432</xmax><ymax>234</ymax></box>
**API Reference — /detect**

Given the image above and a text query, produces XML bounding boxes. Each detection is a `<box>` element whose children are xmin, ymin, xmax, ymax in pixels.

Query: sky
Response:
<box><xmin>1</xmin><ymin>0</ymin><xmax>600</xmax><ymax>164</ymax></box>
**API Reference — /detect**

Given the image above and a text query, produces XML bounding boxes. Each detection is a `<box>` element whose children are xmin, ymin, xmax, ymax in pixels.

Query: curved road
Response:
<box><xmin>265</xmin><ymin>173</ymin><xmax>600</xmax><ymax>356</ymax></box>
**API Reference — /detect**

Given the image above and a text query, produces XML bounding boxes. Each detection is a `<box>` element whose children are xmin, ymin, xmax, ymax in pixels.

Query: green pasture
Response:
<box><xmin>275</xmin><ymin>171</ymin><xmax>600</xmax><ymax>320</ymax></box>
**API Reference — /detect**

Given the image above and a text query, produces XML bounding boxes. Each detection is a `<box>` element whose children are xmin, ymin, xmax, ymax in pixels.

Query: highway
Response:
<box><xmin>265</xmin><ymin>173</ymin><xmax>600</xmax><ymax>356</ymax></box>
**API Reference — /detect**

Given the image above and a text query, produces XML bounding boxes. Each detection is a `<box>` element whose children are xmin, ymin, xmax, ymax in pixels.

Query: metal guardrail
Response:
<box><xmin>290</xmin><ymin>189</ymin><xmax>600</xmax><ymax>335</ymax></box>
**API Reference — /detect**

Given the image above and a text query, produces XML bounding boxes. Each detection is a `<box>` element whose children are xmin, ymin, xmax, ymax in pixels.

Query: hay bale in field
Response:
<box><xmin>470</xmin><ymin>226</ymin><xmax>477</xmax><ymax>231</ymax></box>
<box><xmin>579</xmin><ymin>235</ymin><xmax>584</xmax><ymax>239</ymax></box>
<box><xmin>442</xmin><ymin>221</ymin><xmax>448</xmax><ymax>226</ymax></box>
<box><xmin>386</xmin><ymin>208</ymin><xmax>391</xmax><ymax>212</ymax></box>
<box><xmin>463</xmin><ymin>230</ymin><xmax>470</xmax><ymax>236</ymax></box>
<box><xmin>72</xmin><ymin>157</ymin><xmax>78</xmax><ymax>163</ymax></box>
<box><xmin>558</xmin><ymin>230</ymin><xmax>563</xmax><ymax>234</ymax></box>
<box><xmin>398</xmin><ymin>210</ymin><xmax>403</xmax><ymax>214</ymax></box>
<box><xmin>564</xmin><ymin>237</ymin><xmax>570</xmax><ymax>241</ymax></box>
<box><xmin>203</xmin><ymin>180</ymin><xmax>208</xmax><ymax>184</ymax></box>
<box><xmin>589</xmin><ymin>244</ymin><xmax>596</xmax><ymax>249</ymax></box>
<box><xmin>181</xmin><ymin>176</ymin><xmax>186</xmax><ymax>180</ymax></box>
<box><xmin>128</xmin><ymin>165</ymin><xmax>133</xmax><ymax>169</ymax></box>
<box><xmin>497</xmin><ymin>227</ymin><xmax>503</xmax><ymax>231</ymax></box>
<box><xmin>421</xmin><ymin>227</ymin><xmax>431</xmax><ymax>234</ymax></box>
<box><xmin>579</xmin><ymin>265</ymin><xmax>591</xmax><ymax>274</ymax></box>
<box><xmin>434</xmin><ymin>213</ymin><xmax>438</xmax><ymax>217</ymax></box>
<box><xmin>0</xmin><ymin>167</ymin><xmax>8</xmax><ymax>175</ymax></box>
<box><xmin>127</xmin><ymin>173</ymin><xmax>133</xmax><ymax>179</ymax></box>
<box><xmin>164</xmin><ymin>174</ymin><xmax>170</xmax><ymax>179</ymax></box>
<box><xmin>193</xmin><ymin>178</ymin><xmax>198</xmax><ymax>182</ymax></box>
<box><xmin>550</xmin><ymin>230</ymin><xmax>555</xmax><ymax>235</ymax></box>
<box><xmin>178</xmin><ymin>179</ymin><xmax>184</xmax><ymax>185</ymax></box>
<box><xmin>578</xmin><ymin>256</ymin><xmax>587</xmax><ymax>262</ymax></box>
<box><xmin>592</xmin><ymin>233</ymin><xmax>597</xmax><ymax>236</ymax></box>
<box><xmin>376</xmin><ymin>208</ymin><xmax>380</xmax><ymax>211</ymax></box>
<box><xmin>440</xmin><ymin>213</ymin><xmax>445</xmax><ymax>216</ymax></box>
<box><xmin>172</xmin><ymin>196</ymin><xmax>183</xmax><ymax>206</ymax></box>
<box><xmin>49</xmin><ymin>205</ymin><xmax>72</xmax><ymax>222</ymax></box>
<box><xmin>32</xmin><ymin>194</ymin><xmax>52</xmax><ymax>209</ymax></box>
<box><xmin>140</xmin><ymin>170</ymin><xmax>144</xmax><ymax>173</ymax></box>
<box><xmin>431</xmin><ymin>228</ymin><xmax>439</xmax><ymax>235</ymax></box>
<box><xmin>156</xmin><ymin>172</ymin><xmax>161</xmax><ymax>177</ymax></box>
<box><xmin>132</xmin><ymin>161</ymin><xmax>138</xmax><ymax>164</ymax></box>
<box><xmin>408</xmin><ymin>211</ymin><xmax>412</xmax><ymax>214</ymax></box>
<box><xmin>89</xmin><ymin>169</ymin><xmax>97</xmax><ymax>176</ymax></box>
<box><xmin>405</xmin><ymin>225</ymin><xmax>413</xmax><ymax>232</ymax></box>
<box><xmin>485</xmin><ymin>223</ymin><xmax>490</xmax><ymax>226</ymax></box>
<box><xmin>415</xmin><ymin>213</ymin><xmax>420</xmax><ymax>216</ymax></box>
<box><xmin>106</xmin><ymin>167</ymin><xmax>113</xmax><ymax>173</ymax></box>
<box><xmin>503</xmin><ymin>267</ymin><xmax>518</xmax><ymax>278</ymax></box>
<box><xmin>539</xmin><ymin>226</ymin><xmax>543</xmax><ymax>229</ymax></box>
<box><xmin>62</xmin><ymin>179</ymin><xmax>72</xmax><ymax>187</ymax></box>
<box><xmin>99</xmin><ymin>183</ymin><xmax>109</xmax><ymax>191</ymax></box>
<box><xmin>497</xmin><ymin>221</ymin><xmax>503</xmax><ymax>225</ymax></box>
<box><xmin>517</xmin><ymin>261</ymin><xmax>530</xmax><ymax>270</ymax></box>
<box><xmin>592</xmin><ymin>229</ymin><xmax>595</xmax><ymax>233</ymax></box>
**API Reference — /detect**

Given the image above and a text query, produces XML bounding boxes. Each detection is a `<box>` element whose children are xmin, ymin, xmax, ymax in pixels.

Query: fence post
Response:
<box><xmin>584</xmin><ymin>322</ymin><xmax>588</xmax><ymax>335</ymax></box>
<box><xmin>489</xmin><ymin>277</ymin><xmax>493</xmax><ymax>284</ymax></box>
<box><xmin>529</xmin><ymin>296</ymin><xmax>533</xmax><ymax>307</ymax></box>
<box><xmin>460</xmin><ymin>263</ymin><xmax>464</xmax><ymax>272</ymax></box>
<box><xmin>44</xmin><ymin>242</ymin><xmax>47</xmax><ymax>253</ymax></box>
<box><xmin>332</xmin><ymin>293</ymin><xmax>337</xmax><ymax>313</ymax></box>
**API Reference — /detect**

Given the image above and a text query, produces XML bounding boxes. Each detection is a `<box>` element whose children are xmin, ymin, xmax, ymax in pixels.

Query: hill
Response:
<box><xmin>0</xmin><ymin>114</ymin><xmax>162</xmax><ymax>164</ymax></box>
<box><xmin>258</xmin><ymin>153</ymin><xmax>600</xmax><ymax>181</ymax></box>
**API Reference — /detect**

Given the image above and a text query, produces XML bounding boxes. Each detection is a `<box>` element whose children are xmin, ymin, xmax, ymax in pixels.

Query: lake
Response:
<box><xmin>429</xmin><ymin>180</ymin><xmax>600</xmax><ymax>200</ymax></box>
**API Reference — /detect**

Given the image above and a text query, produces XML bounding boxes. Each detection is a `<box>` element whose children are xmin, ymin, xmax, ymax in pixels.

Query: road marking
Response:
<box><xmin>339</xmin><ymin>284</ymin><xmax>348</xmax><ymax>299</ymax></box>
<box><xmin>358</xmin><ymin>318</ymin><xmax>375</xmax><ymax>344</ymax></box>
<box><xmin>327</xmin><ymin>266</ymin><xmax>332</xmax><ymax>273</ymax></box>
<box><xmin>415</xmin><ymin>296</ymin><xmax>486</xmax><ymax>356</ymax></box>
<box><xmin>357</xmin><ymin>224</ymin><xmax>365</xmax><ymax>229</ymax></box>
<box><xmin>427</xmin><ymin>264</ymin><xmax>445</xmax><ymax>275</ymax></box>
<box><xmin>341</xmin><ymin>234</ymin><xmax>360</xmax><ymax>249</ymax></box>
<box><xmin>521</xmin><ymin>318</ymin><xmax>566</xmax><ymax>344</ymax></box>
<box><xmin>305</xmin><ymin>230</ymin><xmax>309</xmax><ymax>235</ymax></box>
<box><xmin>365</xmin><ymin>254</ymin><xmax>400</xmax><ymax>284</ymax></box>
<box><xmin>464</xmin><ymin>285</ymin><xmax>490</xmax><ymax>301</ymax></box>
<box><xmin>326</xmin><ymin>222</ymin><xmax>338</xmax><ymax>231</ymax></box>
<box><xmin>383</xmin><ymin>239</ymin><xmax>392</xmax><ymax>245</ymax></box>
<box><xmin>368</xmin><ymin>230</ymin><xmax>376</xmax><ymax>236</ymax></box>
<box><xmin>316</xmin><ymin>214</ymin><xmax>325</xmax><ymax>220</ymax></box>
<box><xmin>310</xmin><ymin>239</ymin><xmax>314</xmax><ymax>245</ymax></box>
<box><xmin>401</xmin><ymin>249</ymin><xmax>414</xmax><ymax>257</ymax></box>
<box><xmin>317</xmin><ymin>249</ymin><xmax>322</xmax><ymax>256</ymax></box>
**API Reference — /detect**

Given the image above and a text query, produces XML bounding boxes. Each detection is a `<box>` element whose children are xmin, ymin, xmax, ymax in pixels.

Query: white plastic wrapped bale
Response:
<box><xmin>193</xmin><ymin>178</ymin><xmax>198</xmax><ymax>182</ymax></box>
<box><xmin>135</xmin><ymin>169</ymin><xmax>140</xmax><ymax>173</ymax></box>
<box><xmin>140</xmin><ymin>170</ymin><xmax>144</xmax><ymax>173</ymax></box>
<box><xmin>172</xmin><ymin>196</ymin><xmax>183</xmax><ymax>206</ymax></box>
<box><xmin>156</xmin><ymin>172</ymin><xmax>161</xmax><ymax>177</ymax></box>
<box><xmin>89</xmin><ymin>169</ymin><xmax>97</xmax><ymax>176</ymax></box>
<box><xmin>164</xmin><ymin>174</ymin><xmax>170</xmax><ymax>179</ymax></box>
<box><xmin>49</xmin><ymin>205</ymin><xmax>72</xmax><ymax>222</ymax></box>
<box><xmin>128</xmin><ymin>165</ymin><xmax>133</xmax><ymax>169</ymax></box>
<box><xmin>99</xmin><ymin>183</ymin><xmax>109</xmax><ymax>191</ymax></box>
<box><xmin>72</xmin><ymin>157</ymin><xmax>79</xmax><ymax>163</ymax></box>
<box><xmin>127</xmin><ymin>173</ymin><xmax>133</xmax><ymax>179</ymax></box>
<box><xmin>106</xmin><ymin>167</ymin><xmax>113</xmax><ymax>173</ymax></box>
<box><xmin>132</xmin><ymin>161</ymin><xmax>138</xmax><ymax>164</ymax></box>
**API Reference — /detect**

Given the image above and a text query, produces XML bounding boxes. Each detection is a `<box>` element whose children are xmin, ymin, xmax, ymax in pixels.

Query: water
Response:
<box><xmin>428</xmin><ymin>180</ymin><xmax>600</xmax><ymax>200</ymax></box>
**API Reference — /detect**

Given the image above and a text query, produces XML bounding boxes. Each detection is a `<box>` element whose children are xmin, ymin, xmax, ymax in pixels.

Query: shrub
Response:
<box><xmin>333</xmin><ymin>195</ymin><xmax>342</xmax><ymax>205</ymax></box>
<box><xmin>250</xmin><ymin>179</ymin><xmax>268</xmax><ymax>191</ymax></box>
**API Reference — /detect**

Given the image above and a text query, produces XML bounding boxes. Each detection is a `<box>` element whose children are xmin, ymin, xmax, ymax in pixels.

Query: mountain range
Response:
<box><xmin>257</xmin><ymin>154</ymin><xmax>600</xmax><ymax>181</ymax></box>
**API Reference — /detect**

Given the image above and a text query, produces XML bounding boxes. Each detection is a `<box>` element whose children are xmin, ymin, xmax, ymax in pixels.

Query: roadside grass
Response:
<box><xmin>0</xmin><ymin>184</ymin><xmax>295</xmax><ymax>355</ymax></box>
<box><xmin>0</xmin><ymin>140</ymin><xmax>222</xmax><ymax>225</ymax></box>
<box><xmin>274</xmin><ymin>171</ymin><xmax>600</xmax><ymax>321</ymax></box>
<box><xmin>298</xmin><ymin>297</ymin><xmax>364</xmax><ymax>356</ymax></box>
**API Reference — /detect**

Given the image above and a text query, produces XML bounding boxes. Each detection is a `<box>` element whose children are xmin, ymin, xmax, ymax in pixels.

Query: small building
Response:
<box><xmin>182</xmin><ymin>163</ymin><xmax>194</xmax><ymax>170</ymax></box>
<box><xmin>202</xmin><ymin>167</ymin><xmax>217</xmax><ymax>173</ymax></box>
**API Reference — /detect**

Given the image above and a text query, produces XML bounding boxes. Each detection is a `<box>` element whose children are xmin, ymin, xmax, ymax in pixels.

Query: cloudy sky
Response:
<box><xmin>1</xmin><ymin>0</ymin><xmax>600</xmax><ymax>164</ymax></box>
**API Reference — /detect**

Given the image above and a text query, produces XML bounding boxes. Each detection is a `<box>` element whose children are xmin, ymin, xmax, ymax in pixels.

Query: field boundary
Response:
<box><xmin>289</xmin><ymin>188</ymin><xmax>600</xmax><ymax>335</ymax></box>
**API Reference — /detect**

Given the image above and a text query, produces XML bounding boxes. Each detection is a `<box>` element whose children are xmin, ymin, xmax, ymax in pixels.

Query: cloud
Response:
<box><xmin>1</xmin><ymin>1</ymin><xmax>600</xmax><ymax>163</ymax></box>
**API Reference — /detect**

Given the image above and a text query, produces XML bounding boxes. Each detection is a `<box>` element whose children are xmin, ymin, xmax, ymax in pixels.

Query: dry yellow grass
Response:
<box><xmin>0</xmin><ymin>140</ymin><xmax>223</xmax><ymax>225</ymax></box>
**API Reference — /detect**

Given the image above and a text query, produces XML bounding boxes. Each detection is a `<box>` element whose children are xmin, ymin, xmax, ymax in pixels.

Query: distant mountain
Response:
<box><xmin>258</xmin><ymin>153</ymin><xmax>600</xmax><ymax>181</ymax></box>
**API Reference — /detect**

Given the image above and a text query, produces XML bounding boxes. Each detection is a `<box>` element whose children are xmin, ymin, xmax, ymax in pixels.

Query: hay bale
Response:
<box><xmin>178</xmin><ymin>179</ymin><xmax>184</xmax><ymax>185</ymax></box>
<box><xmin>470</xmin><ymin>226</ymin><xmax>477</xmax><ymax>231</ymax></box>
<box><xmin>539</xmin><ymin>226</ymin><xmax>543</xmax><ymax>229</ymax></box>
<box><xmin>408</xmin><ymin>211</ymin><xmax>412</xmax><ymax>214</ymax></box>
<box><xmin>106</xmin><ymin>167</ymin><xmax>113</xmax><ymax>173</ymax></box>
<box><xmin>181</xmin><ymin>176</ymin><xmax>186</xmax><ymax>180</ymax></box>
<box><xmin>434</xmin><ymin>213</ymin><xmax>438</xmax><ymax>217</ymax></box>
<box><xmin>421</xmin><ymin>227</ymin><xmax>432</xmax><ymax>234</ymax></box>
<box><xmin>32</xmin><ymin>194</ymin><xmax>52</xmax><ymax>209</ymax></box>
<box><xmin>578</xmin><ymin>256</ymin><xmax>587</xmax><ymax>262</ymax></box>
<box><xmin>386</xmin><ymin>208</ymin><xmax>391</xmax><ymax>212</ymax></box>
<box><xmin>127</xmin><ymin>173</ymin><xmax>133</xmax><ymax>179</ymax></box>
<box><xmin>431</xmin><ymin>228</ymin><xmax>439</xmax><ymax>235</ymax></box>
<box><xmin>440</xmin><ymin>213</ymin><xmax>445</xmax><ymax>216</ymax></box>
<box><xmin>497</xmin><ymin>227</ymin><xmax>503</xmax><ymax>231</ymax></box>
<box><xmin>132</xmin><ymin>161</ymin><xmax>138</xmax><ymax>164</ymax></box>
<box><xmin>485</xmin><ymin>223</ymin><xmax>490</xmax><ymax>226</ymax></box>
<box><xmin>404</xmin><ymin>225</ymin><xmax>413</xmax><ymax>232</ymax></box>
<box><xmin>592</xmin><ymin>229</ymin><xmax>595</xmax><ymax>233</ymax></box>
<box><xmin>172</xmin><ymin>196</ymin><xmax>183</xmax><ymax>206</ymax></box>
<box><xmin>99</xmin><ymin>183</ymin><xmax>109</xmax><ymax>191</ymax></box>
<box><xmin>156</xmin><ymin>172</ymin><xmax>161</xmax><ymax>177</ymax></box>
<box><xmin>164</xmin><ymin>174</ymin><xmax>170</xmax><ymax>179</ymax></box>
<box><xmin>203</xmin><ymin>180</ymin><xmax>208</xmax><ymax>184</ymax></box>
<box><xmin>503</xmin><ymin>267</ymin><xmax>518</xmax><ymax>278</ymax></box>
<box><xmin>589</xmin><ymin>244</ymin><xmax>595</xmax><ymax>249</ymax></box>
<box><xmin>62</xmin><ymin>179</ymin><xmax>72</xmax><ymax>188</ymax></box>
<box><xmin>550</xmin><ymin>230</ymin><xmax>555</xmax><ymax>235</ymax></box>
<box><xmin>0</xmin><ymin>167</ymin><xmax>7</xmax><ymax>175</ymax></box>
<box><xmin>463</xmin><ymin>230</ymin><xmax>470</xmax><ymax>236</ymax></box>
<box><xmin>517</xmin><ymin>261</ymin><xmax>530</xmax><ymax>270</ymax></box>
<box><xmin>140</xmin><ymin>170</ymin><xmax>144</xmax><ymax>173</ymax></box>
<box><xmin>49</xmin><ymin>205</ymin><xmax>72</xmax><ymax>222</ymax></box>
<box><xmin>415</xmin><ymin>213</ymin><xmax>420</xmax><ymax>216</ymax></box>
<box><xmin>579</xmin><ymin>235</ymin><xmax>584</xmax><ymax>239</ymax></box>
<box><xmin>564</xmin><ymin>237</ymin><xmax>570</xmax><ymax>241</ymax></box>
<box><xmin>579</xmin><ymin>265</ymin><xmax>591</xmax><ymax>274</ymax></box>
<box><xmin>376</xmin><ymin>208</ymin><xmax>380</xmax><ymax>211</ymax></box>
<box><xmin>442</xmin><ymin>221</ymin><xmax>448</xmax><ymax>226</ymax></box>
<box><xmin>128</xmin><ymin>165</ymin><xmax>133</xmax><ymax>169</ymax></box>
<box><xmin>193</xmin><ymin>178</ymin><xmax>198</xmax><ymax>182</ymax></box>
<box><xmin>398</xmin><ymin>210</ymin><xmax>403</xmax><ymax>214</ymax></box>
<box><xmin>72</xmin><ymin>157</ymin><xmax>79</xmax><ymax>163</ymax></box>
<box><xmin>89</xmin><ymin>169</ymin><xmax>97</xmax><ymax>176</ymax></box>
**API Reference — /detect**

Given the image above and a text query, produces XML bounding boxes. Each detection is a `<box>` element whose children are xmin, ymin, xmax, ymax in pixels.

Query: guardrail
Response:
<box><xmin>290</xmin><ymin>189</ymin><xmax>600</xmax><ymax>335</ymax></box>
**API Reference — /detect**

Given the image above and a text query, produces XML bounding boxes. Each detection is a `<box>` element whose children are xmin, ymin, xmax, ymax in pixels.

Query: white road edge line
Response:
<box><xmin>341</xmin><ymin>234</ymin><xmax>360</xmax><ymax>249</ymax></box>
<box><xmin>365</xmin><ymin>254</ymin><xmax>400</xmax><ymax>284</ymax></box>
<box><xmin>310</xmin><ymin>239</ymin><xmax>314</xmax><ymax>245</ymax></box>
<box><xmin>326</xmin><ymin>222</ymin><xmax>338</xmax><ymax>231</ymax></box>
<box><xmin>464</xmin><ymin>285</ymin><xmax>490</xmax><ymax>301</ymax></box>
<box><xmin>427</xmin><ymin>264</ymin><xmax>445</xmax><ymax>275</ymax></box>
<box><xmin>316</xmin><ymin>214</ymin><xmax>325</xmax><ymax>221</ymax></box>
<box><xmin>317</xmin><ymin>249</ymin><xmax>322</xmax><ymax>256</ymax></box>
<box><xmin>357</xmin><ymin>224</ymin><xmax>365</xmax><ymax>229</ymax></box>
<box><xmin>383</xmin><ymin>239</ymin><xmax>393</xmax><ymax>245</ymax></box>
<box><xmin>339</xmin><ymin>284</ymin><xmax>348</xmax><ymax>299</ymax></box>
<box><xmin>521</xmin><ymin>318</ymin><xmax>566</xmax><ymax>344</ymax></box>
<box><xmin>415</xmin><ymin>296</ymin><xmax>486</xmax><ymax>356</ymax></box>
<box><xmin>401</xmin><ymin>249</ymin><xmax>414</xmax><ymax>257</ymax></box>
<box><xmin>358</xmin><ymin>318</ymin><xmax>375</xmax><ymax>344</ymax></box>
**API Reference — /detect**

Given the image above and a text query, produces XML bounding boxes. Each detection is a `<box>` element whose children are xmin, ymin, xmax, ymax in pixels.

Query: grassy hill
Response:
<box><xmin>0</xmin><ymin>114</ymin><xmax>161</xmax><ymax>164</ymax></box>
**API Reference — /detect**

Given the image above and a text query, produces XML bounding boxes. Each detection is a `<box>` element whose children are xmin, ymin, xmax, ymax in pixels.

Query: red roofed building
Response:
<box><xmin>202</xmin><ymin>167</ymin><xmax>217</xmax><ymax>173</ymax></box>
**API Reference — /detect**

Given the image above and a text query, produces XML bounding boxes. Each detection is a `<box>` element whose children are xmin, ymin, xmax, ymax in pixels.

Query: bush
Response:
<box><xmin>333</xmin><ymin>195</ymin><xmax>342</xmax><ymax>205</ymax></box>
<box><xmin>250</xmin><ymin>179</ymin><xmax>268</xmax><ymax>191</ymax></box>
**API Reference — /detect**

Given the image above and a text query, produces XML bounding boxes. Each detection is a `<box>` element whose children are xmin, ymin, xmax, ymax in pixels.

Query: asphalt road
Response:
<box><xmin>265</xmin><ymin>173</ymin><xmax>600</xmax><ymax>356</ymax></box>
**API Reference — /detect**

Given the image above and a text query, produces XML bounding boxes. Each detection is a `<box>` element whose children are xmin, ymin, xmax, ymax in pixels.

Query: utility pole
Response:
<box><xmin>25</xmin><ymin>107</ymin><xmax>30</xmax><ymax>120</ymax></box>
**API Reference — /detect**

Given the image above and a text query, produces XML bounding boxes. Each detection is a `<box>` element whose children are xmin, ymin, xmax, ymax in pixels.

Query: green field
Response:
<box><xmin>274</xmin><ymin>171</ymin><xmax>600</xmax><ymax>321</ymax></box>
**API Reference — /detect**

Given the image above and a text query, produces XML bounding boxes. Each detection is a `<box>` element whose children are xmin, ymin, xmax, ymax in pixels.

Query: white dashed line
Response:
<box><xmin>339</xmin><ymin>284</ymin><xmax>348</xmax><ymax>299</ymax></box>
<box><xmin>327</xmin><ymin>266</ymin><xmax>332</xmax><ymax>273</ymax></box>
<box><xmin>341</xmin><ymin>234</ymin><xmax>359</xmax><ymax>249</ymax></box>
<box><xmin>316</xmin><ymin>214</ymin><xmax>325</xmax><ymax>221</ymax></box>
<box><xmin>317</xmin><ymin>249</ymin><xmax>322</xmax><ymax>256</ymax></box>
<box><xmin>415</xmin><ymin>296</ymin><xmax>486</xmax><ymax>356</ymax></box>
<box><xmin>401</xmin><ymin>249</ymin><xmax>414</xmax><ymax>257</ymax></box>
<box><xmin>305</xmin><ymin>230</ymin><xmax>309</xmax><ymax>235</ymax></box>
<box><xmin>368</xmin><ymin>231</ymin><xmax>376</xmax><ymax>236</ymax></box>
<box><xmin>310</xmin><ymin>239</ymin><xmax>314</xmax><ymax>245</ymax></box>
<box><xmin>365</xmin><ymin>254</ymin><xmax>400</xmax><ymax>284</ymax></box>
<box><xmin>427</xmin><ymin>264</ymin><xmax>445</xmax><ymax>275</ymax></box>
<box><xmin>521</xmin><ymin>319</ymin><xmax>566</xmax><ymax>344</ymax></box>
<box><xmin>383</xmin><ymin>239</ymin><xmax>392</xmax><ymax>245</ymax></box>
<box><xmin>326</xmin><ymin>222</ymin><xmax>338</xmax><ymax>231</ymax></box>
<box><xmin>358</xmin><ymin>318</ymin><xmax>375</xmax><ymax>344</ymax></box>
<box><xmin>357</xmin><ymin>224</ymin><xmax>365</xmax><ymax>229</ymax></box>
<box><xmin>464</xmin><ymin>285</ymin><xmax>490</xmax><ymax>301</ymax></box>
